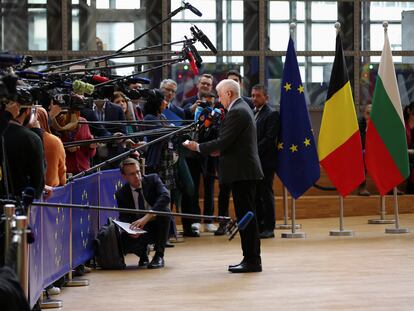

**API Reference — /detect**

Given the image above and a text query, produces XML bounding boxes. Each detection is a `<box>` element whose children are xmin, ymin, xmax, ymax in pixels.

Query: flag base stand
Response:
<box><xmin>368</xmin><ymin>219</ymin><xmax>395</xmax><ymax>224</ymax></box>
<box><xmin>280</xmin><ymin>198</ymin><xmax>306</xmax><ymax>239</ymax></box>
<box><xmin>281</xmin><ymin>231</ymin><xmax>306</xmax><ymax>238</ymax></box>
<box><xmin>278</xmin><ymin>187</ymin><xmax>302</xmax><ymax>231</ymax></box>
<box><xmin>385</xmin><ymin>227</ymin><xmax>410</xmax><ymax>234</ymax></box>
<box><xmin>330</xmin><ymin>196</ymin><xmax>354</xmax><ymax>237</ymax></box>
<box><xmin>329</xmin><ymin>229</ymin><xmax>354</xmax><ymax>237</ymax></box>
<box><xmin>368</xmin><ymin>196</ymin><xmax>395</xmax><ymax>224</ymax></box>
<box><xmin>276</xmin><ymin>224</ymin><xmax>302</xmax><ymax>230</ymax></box>
<box><xmin>385</xmin><ymin>187</ymin><xmax>410</xmax><ymax>235</ymax></box>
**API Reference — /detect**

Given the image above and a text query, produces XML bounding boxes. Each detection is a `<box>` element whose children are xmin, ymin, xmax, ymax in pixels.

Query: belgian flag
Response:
<box><xmin>317</xmin><ymin>32</ymin><xmax>365</xmax><ymax>197</ymax></box>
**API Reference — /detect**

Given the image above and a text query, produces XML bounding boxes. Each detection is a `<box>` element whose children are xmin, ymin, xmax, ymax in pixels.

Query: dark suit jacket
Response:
<box><xmin>81</xmin><ymin>107</ymin><xmax>111</xmax><ymax>137</ymax></box>
<box><xmin>182</xmin><ymin>95</ymin><xmax>198</xmax><ymax>120</ymax></box>
<box><xmin>255</xmin><ymin>104</ymin><xmax>280</xmax><ymax>171</ymax></box>
<box><xmin>115</xmin><ymin>174</ymin><xmax>171</xmax><ymax>224</ymax></box>
<box><xmin>103</xmin><ymin>102</ymin><xmax>126</xmax><ymax>134</ymax></box>
<box><xmin>242</xmin><ymin>96</ymin><xmax>254</xmax><ymax>110</ymax></box>
<box><xmin>167</xmin><ymin>102</ymin><xmax>185</xmax><ymax>119</ymax></box>
<box><xmin>142</xmin><ymin>114</ymin><xmax>165</xmax><ymax>168</ymax></box>
<box><xmin>199</xmin><ymin>98</ymin><xmax>263</xmax><ymax>184</ymax></box>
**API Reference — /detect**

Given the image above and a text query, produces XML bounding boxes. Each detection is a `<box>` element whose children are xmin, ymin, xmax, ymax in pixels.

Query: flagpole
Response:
<box><xmin>281</xmin><ymin>195</ymin><xmax>306</xmax><ymax>239</ymax></box>
<box><xmin>275</xmin><ymin>186</ymin><xmax>301</xmax><ymax>230</ymax></box>
<box><xmin>329</xmin><ymin>195</ymin><xmax>354</xmax><ymax>236</ymax></box>
<box><xmin>385</xmin><ymin>187</ymin><xmax>410</xmax><ymax>234</ymax></box>
<box><xmin>368</xmin><ymin>196</ymin><xmax>395</xmax><ymax>224</ymax></box>
<box><xmin>275</xmin><ymin>22</ymin><xmax>303</xmax><ymax>232</ymax></box>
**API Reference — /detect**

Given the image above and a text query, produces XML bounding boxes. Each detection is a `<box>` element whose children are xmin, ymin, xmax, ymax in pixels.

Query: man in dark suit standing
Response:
<box><xmin>252</xmin><ymin>84</ymin><xmax>280</xmax><ymax>239</ymax></box>
<box><xmin>115</xmin><ymin>158</ymin><xmax>171</xmax><ymax>269</ymax></box>
<box><xmin>184</xmin><ymin>79</ymin><xmax>263</xmax><ymax>273</ymax></box>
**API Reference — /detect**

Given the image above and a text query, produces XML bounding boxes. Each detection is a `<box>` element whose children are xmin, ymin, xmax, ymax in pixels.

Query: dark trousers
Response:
<box><xmin>121</xmin><ymin>215</ymin><xmax>170</xmax><ymax>258</ymax></box>
<box><xmin>255</xmin><ymin>170</ymin><xmax>276</xmax><ymax>232</ymax></box>
<box><xmin>231</xmin><ymin>180</ymin><xmax>261</xmax><ymax>263</ymax></box>
<box><xmin>181</xmin><ymin>157</ymin><xmax>215</xmax><ymax>229</ymax></box>
<box><xmin>218</xmin><ymin>183</ymin><xmax>232</xmax><ymax>217</ymax></box>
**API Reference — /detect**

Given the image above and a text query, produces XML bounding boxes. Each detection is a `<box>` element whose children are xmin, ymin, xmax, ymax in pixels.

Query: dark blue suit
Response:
<box><xmin>254</xmin><ymin>104</ymin><xmax>280</xmax><ymax>232</ymax></box>
<box><xmin>115</xmin><ymin>174</ymin><xmax>171</xmax><ymax>258</ymax></box>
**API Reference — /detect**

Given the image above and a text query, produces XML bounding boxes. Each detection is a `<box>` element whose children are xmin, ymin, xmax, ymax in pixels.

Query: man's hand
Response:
<box><xmin>67</xmin><ymin>146</ymin><xmax>80</xmax><ymax>153</ymax></box>
<box><xmin>182</xmin><ymin>140</ymin><xmax>199</xmax><ymax>152</ymax></box>
<box><xmin>130</xmin><ymin>217</ymin><xmax>148</xmax><ymax>231</ymax></box>
<box><xmin>190</xmin><ymin>100</ymin><xmax>201</xmax><ymax>113</ymax></box>
<box><xmin>49</xmin><ymin>104</ymin><xmax>62</xmax><ymax>119</ymax></box>
<box><xmin>43</xmin><ymin>185</ymin><xmax>54</xmax><ymax>200</ymax></box>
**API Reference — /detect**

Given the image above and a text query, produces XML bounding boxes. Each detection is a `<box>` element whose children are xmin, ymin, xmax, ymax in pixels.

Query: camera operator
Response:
<box><xmin>3</xmin><ymin>92</ymin><xmax>45</xmax><ymax>199</ymax></box>
<box><xmin>181</xmin><ymin>74</ymin><xmax>220</xmax><ymax>236</ymax></box>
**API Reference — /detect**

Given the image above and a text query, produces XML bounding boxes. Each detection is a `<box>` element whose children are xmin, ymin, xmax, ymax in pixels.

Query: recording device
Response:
<box><xmin>183</xmin><ymin>2</ymin><xmax>202</xmax><ymax>17</ymax></box>
<box><xmin>190</xmin><ymin>25</ymin><xmax>218</xmax><ymax>54</ymax></box>
<box><xmin>228</xmin><ymin>211</ymin><xmax>254</xmax><ymax>241</ymax></box>
<box><xmin>183</xmin><ymin>46</ymin><xmax>199</xmax><ymax>75</ymax></box>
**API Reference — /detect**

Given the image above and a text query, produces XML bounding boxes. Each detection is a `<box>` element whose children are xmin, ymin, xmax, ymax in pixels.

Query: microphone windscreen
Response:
<box><xmin>237</xmin><ymin>211</ymin><xmax>254</xmax><ymax>230</ymax></box>
<box><xmin>0</xmin><ymin>53</ymin><xmax>23</xmax><ymax>66</ymax></box>
<box><xmin>194</xmin><ymin>106</ymin><xmax>203</xmax><ymax>122</ymax></box>
<box><xmin>22</xmin><ymin>187</ymin><xmax>35</xmax><ymax>207</ymax></box>
<box><xmin>91</xmin><ymin>75</ymin><xmax>109</xmax><ymax>83</ymax></box>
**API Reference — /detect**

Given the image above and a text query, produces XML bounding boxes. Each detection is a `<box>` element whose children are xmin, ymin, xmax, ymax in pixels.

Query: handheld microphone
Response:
<box><xmin>190</xmin><ymin>25</ymin><xmax>218</xmax><ymax>54</ymax></box>
<box><xmin>229</xmin><ymin>211</ymin><xmax>254</xmax><ymax>241</ymax></box>
<box><xmin>194</xmin><ymin>106</ymin><xmax>203</xmax><ymax>123</ymax></box>
<box><xmin>183</xmin><ymin>2</ymin><xmax>203</xmax><ymax>17</ymax></box>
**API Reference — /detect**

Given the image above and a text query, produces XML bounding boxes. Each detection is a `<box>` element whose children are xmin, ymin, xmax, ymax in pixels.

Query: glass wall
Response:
<box><xmin>1</xmin><ymin>0</ymin><xmax>414</xmax><ymax>108</ymax></box>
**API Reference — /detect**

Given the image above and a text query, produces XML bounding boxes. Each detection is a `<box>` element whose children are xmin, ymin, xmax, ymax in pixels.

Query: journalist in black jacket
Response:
<box><xmin>115</xmin><ymin>158</ymin><xmax>170</xmax><ymax>268</ymax></box>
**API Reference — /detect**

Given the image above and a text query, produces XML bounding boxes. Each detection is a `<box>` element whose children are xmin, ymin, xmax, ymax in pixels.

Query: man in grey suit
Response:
<box><xmin>184</xmin><ymin>79</ymin><xmax>264</xmax><ymax>273</ymax></box>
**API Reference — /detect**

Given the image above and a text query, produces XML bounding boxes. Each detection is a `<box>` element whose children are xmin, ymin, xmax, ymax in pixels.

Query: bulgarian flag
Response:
<box><xmin>365</xmin><ymin>27</ymin><xmax>410</xmax><ymax>195</ymax></box>
<box><xmin>318</xmin><ymin>32</ymin><xmax>365</xmax><ymax>197</ymax></box>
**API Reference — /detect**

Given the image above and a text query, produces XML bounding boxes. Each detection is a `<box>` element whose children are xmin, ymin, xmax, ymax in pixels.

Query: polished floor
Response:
<box><xmin>56</xmin><ymin>214</ymin><xmax>414</xmax><ymax>311</ymax></box>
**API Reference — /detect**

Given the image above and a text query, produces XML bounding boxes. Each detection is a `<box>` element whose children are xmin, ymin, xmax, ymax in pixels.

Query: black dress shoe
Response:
<box><xmin>228</xmin><ymin>262</ymin><xmax>262</xmax><ymax>273</ymax></box>
<box><xmin>259</xmin><ymin>230</ymin><xmax>275</xmax><ymax>239</ymax></box>
<box><xmin>214</xmin><ymin>223</ymin><xmax>227</xmax><ymax>236</ymax></box>
<box><xmin>148</xmin><ymin>256</ymin><xmax>165</xmax><ymax>269</ymax></box>
<box><xmin>138</xmin><ymin>256</ymin><xmax>149</xmax><ymax>268</ymax></box>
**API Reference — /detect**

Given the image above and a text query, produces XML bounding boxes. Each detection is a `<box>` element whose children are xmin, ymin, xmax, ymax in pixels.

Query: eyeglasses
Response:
<box><xmin>163</xmin><ymin>88</ymin><xmax>176</xmax><ymax>93</ymax></box>
<box><xmin>200</xmin><ymin>82</ymin><xmax>212</xmax><ymax>87</ymax></box>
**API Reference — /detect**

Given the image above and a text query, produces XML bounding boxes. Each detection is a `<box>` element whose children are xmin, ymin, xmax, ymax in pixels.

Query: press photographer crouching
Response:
<box><xmin>115</xmin><ymin>158</ymin><xmax>171</xmax><ymax>269</ymax></box>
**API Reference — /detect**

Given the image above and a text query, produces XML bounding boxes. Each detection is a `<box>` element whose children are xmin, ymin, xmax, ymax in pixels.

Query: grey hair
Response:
<box><xmin>160</xmin><ymin>79</ymin><xmax>177</xmax><ymax>89</ymax></box>
<box><xmin>216</xmin><ymin>79</ymin><xmax>240</xmax><ymax>97</ymax></box>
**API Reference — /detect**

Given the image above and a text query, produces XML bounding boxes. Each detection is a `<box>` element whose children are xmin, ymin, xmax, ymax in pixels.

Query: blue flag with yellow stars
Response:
<box><xmin>275</xmin><ymin>37</ymin><xmax>320</xmax><ymax>199</ymax></box>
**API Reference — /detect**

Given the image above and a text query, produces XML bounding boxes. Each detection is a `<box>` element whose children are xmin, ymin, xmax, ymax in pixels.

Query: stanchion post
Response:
<box><xmin>385</xmin><ymin>187</ymin><xmax>410</xmax><ymax>234</ymax></box>
<box><xmin>368</xmin><ymin>196</ymin><xmax>395</xmax><ymax>224</ymax></box>
<box><xmin>281</xmin><ymin>198</ymin><xmax>306</xmax><ymax>238</ymax></box>
<box><xmin>2</xmin><ymin>204</ymin><xmax>16</xmax><ymax>262</ymax></box>
<box><xmin>65</xmin><ymin>182</ymin><xmax>89</xmax><ymax>287</ymax></box>
<box><xmin>14</xmin><ymin>215</ymin><xmax>29</xmax><ymax>298</ymax></box>
<box><xmin>329</xmin><ymin>196</ymin><xmax>354</xmax><ymax>236</ymax></box>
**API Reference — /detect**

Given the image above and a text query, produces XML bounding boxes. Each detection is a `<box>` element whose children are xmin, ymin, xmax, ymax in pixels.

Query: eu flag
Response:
<box><xmin>275</xmin><ymin>37</ymin><xmax>320</xmax><ymax>199</ymax></box>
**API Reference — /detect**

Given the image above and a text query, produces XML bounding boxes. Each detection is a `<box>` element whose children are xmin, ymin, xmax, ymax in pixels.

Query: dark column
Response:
<box><xmin>3</xmin><ymin>0</ymin><xmax>28</xmax><ymax>51</ymax></box>
<box><xmin>338</xmin><ymin>2</ymin><xmax>354</xmax><ymax>89</ymax></box>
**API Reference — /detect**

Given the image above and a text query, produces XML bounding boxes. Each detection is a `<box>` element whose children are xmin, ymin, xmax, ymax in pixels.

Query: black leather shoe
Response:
<box><xmin>228</xmin><ymin>262</ymin><xmax>262</xmax><ymax>273</ymax></box>
<box><xmin>138</xmin><ymin>256</ymin><xmax>149</xmax><ymax>268</ymax></box>
<box><xmin>148</xmin><ymin>256</ymin><xmax>165</xmax><ymax>269</ymax></box>
<box><xmin>214</xmin><ymin>223</ymin><xmax>227</xmax><ymax>236</ymax></box>
<box><xmin>259</xmin><ymin>230</ymin><xmax>275</xmax><ymax>239</ymax></box>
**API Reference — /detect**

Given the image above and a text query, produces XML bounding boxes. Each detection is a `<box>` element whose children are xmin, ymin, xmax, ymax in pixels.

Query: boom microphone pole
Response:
<box><xmin>67</xmin><ymin>122</ymin><xmax>195</xmax><ymax>182</ymax></box>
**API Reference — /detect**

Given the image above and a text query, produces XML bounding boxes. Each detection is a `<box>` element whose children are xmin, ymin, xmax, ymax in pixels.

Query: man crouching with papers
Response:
<box><xmin>115</xmin><ymin>158</ymin><xmax>171</xmax><ymax>269</ymax></box>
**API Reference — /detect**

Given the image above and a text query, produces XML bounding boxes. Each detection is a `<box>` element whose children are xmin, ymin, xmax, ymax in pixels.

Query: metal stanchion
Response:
<box><xmin>2</xmin><ymin>204</ymin><xmax>16</xmax><ymax>261</ymax></box>
<box><xmin>330</xmin><ymin>196</ymin><xmax>354</xmax><ymax>236</ymax></box>
<box><xmin>368</xmin><ymin>196</ymin><xmax>395</xmax><ymax>224</ymax></box>
<box><xmin>385</xmin><ymin>187</ymin><xmax>410</xmax><ymax>234</ymax></box>
<box><xmin>13</xmin><ymin>215</ymin><xmax>29</xmax><ymax>298</ymax></box>
<box><xmin>65</xmin><ymin>183</ymin><xmax>89</xmax><ymax>287</ymax></box>
<box><xmin>275</xmin><ymin>187</ymin><xmax>301</xmax><ymax>230</ymax></box>
<box><xmin>281</xmin><ymin>198</ymin><xmax>306</xmax><ymax>238</ymax></box>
